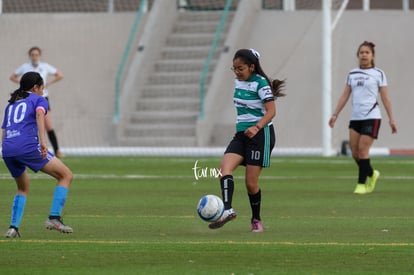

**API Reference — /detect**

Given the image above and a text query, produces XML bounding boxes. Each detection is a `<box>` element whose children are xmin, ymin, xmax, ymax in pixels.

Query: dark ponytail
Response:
<box><xmin>9</xmin><ymin>72</ymin><xmax>43</xmax><ymax>103</ymax></box>
<box><xmin>8</xmin><ymin>88</ymin><xmax>28</xmax><ymax>104</ymax></box>
<box><xmin>233</xmin><ymin>49</ymin><xmax>286</xmax><ymax>98</ymax></box>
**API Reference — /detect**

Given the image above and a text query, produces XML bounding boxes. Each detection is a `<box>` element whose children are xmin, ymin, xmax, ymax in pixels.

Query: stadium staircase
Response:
<box><xmin>120</xmin><ymin>10</ymin><xmax>233</xmax><ymax>146</ymax></box>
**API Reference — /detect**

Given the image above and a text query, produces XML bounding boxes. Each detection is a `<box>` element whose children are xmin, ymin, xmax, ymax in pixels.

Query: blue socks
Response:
<box><xmin>10</xmin><ymin>186</ymin><xmax>68</xmax><ymax>228</ymax></box>
<box><xmin>10</xmin><ymin>194</ymin><xmax>27</xmax><ymax>229</ymax></box>
<box><xmin>49</xmin><ymin>186</ymin><xmax>68</xmax><ymax>217</ymax></box>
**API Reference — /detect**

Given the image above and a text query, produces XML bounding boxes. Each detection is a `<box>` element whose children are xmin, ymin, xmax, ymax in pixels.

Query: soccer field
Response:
<box><xmin>0</xmin><ymin>156</ymin><xmax>413</xmax><ymax>274</ymax></box>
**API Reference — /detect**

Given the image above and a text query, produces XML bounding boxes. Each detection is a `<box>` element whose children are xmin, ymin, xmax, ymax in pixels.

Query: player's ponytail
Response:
<box><xmin>8</xmin><ymin>88</ymin><xmax>27</xmax><ymax>104</ymax></box>
<box><xmin>8</xmin><ymin>72</ymin><xmax>43</xmax><ymax>103</ymax></box>
<box><xmin>233</xmin><ymin>49</ymin><xmax>286</xmax><ymax>98</ymax></box>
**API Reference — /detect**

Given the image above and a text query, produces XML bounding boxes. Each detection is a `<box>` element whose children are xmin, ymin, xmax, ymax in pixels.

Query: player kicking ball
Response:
<box><xmin>2</xmin><ymin>72</ymin><xmax>73</xmax><ymax>238</ymax></box>
<box><xmin>209</xmin><ymin>49</ymin><xmax>285</xmax><ymax>232</ymax></box>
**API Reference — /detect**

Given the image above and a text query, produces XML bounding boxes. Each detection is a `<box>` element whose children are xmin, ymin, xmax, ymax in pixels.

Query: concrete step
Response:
<box><xmin>141</xmin><ymin>84</ymin><xmax>199</xmax><ymax>97</ymax></box>
<box><xmin>177</xmin><ymin>11</ymin><xmax>224</xmax><ymax>22</ymax></box>
<box><xmin>118</xmin><ymin>136</ymin><xmax>196</xmax><ymax>147</ymax></box>
<box><xmin>173</xmin><ymin>21</ymin><xmax>219</xmax><ymax>33</ymax></box>
<box><xmin>136</xmin><ymin>98</ymin><xmax>199</xmax><ymax>111</ymax></box>
<box><xmin>166</xmin><ymin>33</ymin><xmax>225</xmax><ymax>47</ymax></box>
<box><xmin>124</xmin><ymin>123</ymin><xmax>196</xmax><ymax>137</ymax></box>
<box><xmin>154</xmin><ymin>59</ymin><xmax>215</xmax><ymax>73</ymax></box>
<box><xmin>161</xmin><ymin>46</ymin><xmax>213</xmax><ymax>59</ymax></box>
<box><xmin>128</xmin><ymin>110</ymin><xmax>198</xmax><ymax>124</ymax></box>
<box><xmin>147</xmin><ymin>72</ymin><xmax>212</xmax><ymax>85</ymax></box>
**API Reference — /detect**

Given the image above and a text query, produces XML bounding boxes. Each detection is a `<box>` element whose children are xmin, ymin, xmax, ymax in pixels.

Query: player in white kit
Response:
<box><xmin>329</xmin><ymin>41</ymin><xmax>397</xmax><ymax>194</ymax></box>
<box><xmin>10</xmin><ymin>47</ymin><xmax>64</xmax><ymax>158</ymax></box>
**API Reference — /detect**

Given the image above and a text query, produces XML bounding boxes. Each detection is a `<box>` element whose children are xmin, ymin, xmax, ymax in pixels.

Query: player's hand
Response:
<box><xmin>389</xmin><ymin>120</ymin><xmax>397</xmax><ymax>134</ymax></box>
<box><xmin>40</xmin><ymin>142</ymin><xmax>48</xmax><ymax>159</ymax></box>
<box><xmin>244</xmin><ymin>126</ymin><xmax>260</xmax><ymax>139</ymax></box>
<box><xmin>328</xmin><ymin>114</ymin><xmax>337</xmax><ymax>128</ymax></box>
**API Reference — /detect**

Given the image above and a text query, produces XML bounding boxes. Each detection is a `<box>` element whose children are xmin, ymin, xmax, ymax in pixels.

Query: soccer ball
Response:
<box><xmin>197</xmin><ymin>194</ymin><xmax>224</xmax><ymax>222</ymax></box>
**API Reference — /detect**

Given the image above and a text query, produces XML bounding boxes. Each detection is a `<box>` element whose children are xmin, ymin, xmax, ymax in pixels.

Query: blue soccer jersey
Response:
<box><xmin>2</xmin><ymin>93</ymin><xmax>48</xmax><ymax>157</ymax></box>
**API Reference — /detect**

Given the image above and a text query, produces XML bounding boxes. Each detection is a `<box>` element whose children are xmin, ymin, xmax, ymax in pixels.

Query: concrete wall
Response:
<box><xmin>1</xmin><ymin>8</ymin><xmax>412</xmax><ymax>151</ymax></box>
<box><xmin>0</xmin><ymin>12</ymin><xmax>146</xmax><ymax>147</ymax></box>
<box><xmin>202</xmin><ymin>8</ymin><xmax>413</xmax><ymax>150</ymax></box>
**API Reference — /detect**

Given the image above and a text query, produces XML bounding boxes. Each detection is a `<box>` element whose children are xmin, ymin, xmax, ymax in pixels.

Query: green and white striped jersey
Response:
<box><xmin>233</xmin><ymin>73</ymin><xmax>274</xmax><ymax>132</ymax></box>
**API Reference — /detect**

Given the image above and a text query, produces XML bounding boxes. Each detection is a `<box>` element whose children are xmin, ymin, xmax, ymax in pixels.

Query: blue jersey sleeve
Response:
<box><xmin>36</xmin><ymin>96</ymin><xmax>49</xmax><ymax>115</ymax></box>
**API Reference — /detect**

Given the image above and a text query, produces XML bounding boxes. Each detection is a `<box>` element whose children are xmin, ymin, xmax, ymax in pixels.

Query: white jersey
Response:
<box><xmin>14</xmin><ymin>61</ymin><xmax>58</xmax><ymax>97</ymax></box>
<box><xmin>346</xmin><ymin>67</ymin><xmax>387</xmax><ymax>120</ymax></box>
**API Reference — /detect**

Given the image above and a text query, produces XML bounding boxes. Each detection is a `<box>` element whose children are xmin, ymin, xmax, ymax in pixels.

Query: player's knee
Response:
<box><xmin>56</xmin><ymin>166</ymin><xmax>73</xmax><ymax>185</ymax></box>
<box><xmin>219</xmin><ymin>164</ymin><xmax>233</xmax><ymax>177</ymax></box>
<box><xmin>357</xmin><ymin>148</ymin><xmax>369</xmax><ymax>159</ymax></box>
<box><xmin>64</xmin><ymin>169</ymin><xmax>73</xmax><ymax>184</ymax></box>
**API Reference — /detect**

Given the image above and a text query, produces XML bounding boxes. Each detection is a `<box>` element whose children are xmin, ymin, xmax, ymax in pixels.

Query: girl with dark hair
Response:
<box><xmin>2</xmin><ymin>72</ymin><xmax>73</xmax><ymax>238</ymax></box>
<box><xmin>209</xmin><ymin>48</ymin><xmax>285</xmax><ymax>232</ymax></box>
<box><xmin>329</xmin><ymin>41</ymin><xmax>397</xmax><ymax>194</ymax></box>
<box><xmin>10</xmin><ymin>46</ymin><xmax>64</xmax><ymax>158</ymax></box>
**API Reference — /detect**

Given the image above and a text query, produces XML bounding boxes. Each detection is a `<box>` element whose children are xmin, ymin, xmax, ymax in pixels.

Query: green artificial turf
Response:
<box><xmin>0</xmin><ymin>156</ymin><xmax>413</xmax><ymax>274</ymax></box>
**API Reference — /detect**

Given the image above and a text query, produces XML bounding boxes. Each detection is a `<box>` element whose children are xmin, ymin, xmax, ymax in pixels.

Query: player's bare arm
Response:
<box><xmin>379</xmin><ymin>86</ymin><xmax>397</xmax><ymax>134</ymax></box>
<box><xmin>245</xmin><ymin>101</ymin><xmax>275</xmax><ymax>138</ymax></box>
<box><xmin>329</xmin><ymin>85</ymin><xmax>351</xmax><ymax>128</ymax></box>
<box><xmin>9</xmin><ymin>73</ymin><xmax>20</xmax><ymax>84</ymax></box>
<box><xmin>45</xmin><ymin>70</ymin><xmax>63</xmax><ymax>89</ymax></box>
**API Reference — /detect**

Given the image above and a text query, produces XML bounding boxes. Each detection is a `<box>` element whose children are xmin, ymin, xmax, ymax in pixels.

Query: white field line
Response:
<box><xmin>0</xmin><ymin>214</ymin><xmax>410</xmax><ymax>220</ymax></box>
<box><xmin>1</xmin><ymin>173</ymin><xmax>414</xmax><ymax>181</ymax></box>
<box><xmin>0</xmin><ymin>239</ymin><xmax>413</xmax><ymax>247</ymax></box>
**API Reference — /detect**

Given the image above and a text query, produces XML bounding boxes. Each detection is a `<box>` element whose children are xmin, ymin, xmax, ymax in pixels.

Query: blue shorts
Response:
<box><xmin>3</xmin><ymin>150</ymin><xmax>54</xmax><ymax>178</ymax></box>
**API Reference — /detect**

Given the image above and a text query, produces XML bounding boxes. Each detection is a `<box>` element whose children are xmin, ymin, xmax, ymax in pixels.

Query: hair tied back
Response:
<box><xmin>249</xmin><ymin>48</ymin><xmax>260</xmax><ymax>59</ymax></box>
<box><xmin>363</xmin><ymin>41</ymin><xmax>375</xmax><ymax>48</ymax></box>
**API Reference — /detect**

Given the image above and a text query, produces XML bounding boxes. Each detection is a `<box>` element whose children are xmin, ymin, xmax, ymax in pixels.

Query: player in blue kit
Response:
<box><xmin>2</xmin><ymin>72</ymin><xmax>73</xmax><ymax>238</ymax></box>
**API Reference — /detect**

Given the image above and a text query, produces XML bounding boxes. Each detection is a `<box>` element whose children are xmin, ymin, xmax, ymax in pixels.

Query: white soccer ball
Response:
<box><xmin>197</xmin><ymin>194</ymin><xmax>224</xmax><ymax>222</ymax></box>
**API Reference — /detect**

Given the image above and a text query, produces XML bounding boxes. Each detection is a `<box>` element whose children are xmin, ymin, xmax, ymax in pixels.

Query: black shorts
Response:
<box><xmin>225</xmin><ymin>125</ymin><xmax>275</xmax><ymax>167</ymax></box>
<box><xmin>349</xmin><ymin>119</ymin><xmax>381</xmax><ymax>139</ymax></box>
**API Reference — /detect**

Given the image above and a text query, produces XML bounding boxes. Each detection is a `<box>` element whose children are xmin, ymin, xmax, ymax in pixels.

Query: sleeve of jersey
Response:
<box><xmin>36</xmin><ymin>97</ymin><xmax>48</xmax><ymax>115</ymax></box>
<box><xmin>45</xmin><ymin>63</ymin><xmax>58</xmax><ymax>75</ymax></box>
<box><xmin>257</xmin><ymin>80</ymin><xmax>274</xmax><ymax>103</ymax></box>
<box><xmin>346</xmin><ymin>73</ymin><xmax>351</xmax><ymax>85</ymax></box>
<box><xmin>14</xmin><ymin>64</ymin><xmax>25</xmax><ymax>75</ymax></box>
<box><xmin>379</xmin><ymin>70</ymin><xmax>388</xmax><ymax>87</ymax></box>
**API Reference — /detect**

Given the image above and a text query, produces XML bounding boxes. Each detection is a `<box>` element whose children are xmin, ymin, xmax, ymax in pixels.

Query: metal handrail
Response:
<box><xmin>198</xmin><ymin>0</ymin><xmax>233</xmax><ymax>119</ymax></box>
<box><xmin>113</xmin><ymin>0</ymin><xmax>147</xmax><ymax>123</ymax></box>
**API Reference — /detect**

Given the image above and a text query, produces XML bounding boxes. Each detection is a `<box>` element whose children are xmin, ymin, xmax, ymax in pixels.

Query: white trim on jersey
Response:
<box><xmin>233</xmin><ymin>98</ymin><xmax>263</xmax><ymax>110</ymax></box>
<box><xmin>235</xmin><ymin>80</ymin><xmax>258</xmax><ymax>92</ymax></box>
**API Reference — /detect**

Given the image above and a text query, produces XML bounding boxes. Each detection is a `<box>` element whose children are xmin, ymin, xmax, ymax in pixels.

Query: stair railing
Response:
<box><xmin>198</xmin><ymin>0</ymin><xmax>233</xmax><ymax>119</ymax></box>
<box><xmin>113</xmin><ymin>0</ymin><xmax>148</xmax><ymax>123</ymax></box>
